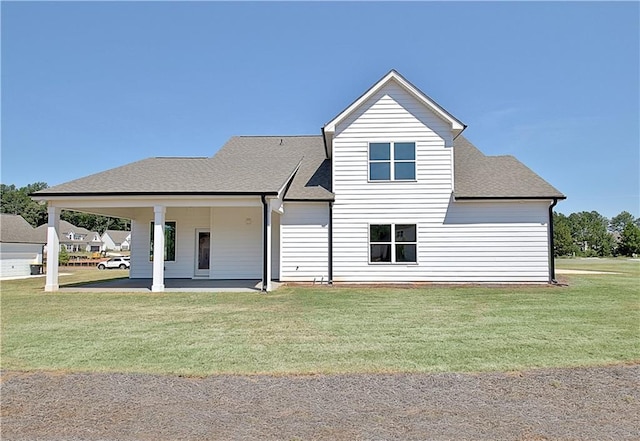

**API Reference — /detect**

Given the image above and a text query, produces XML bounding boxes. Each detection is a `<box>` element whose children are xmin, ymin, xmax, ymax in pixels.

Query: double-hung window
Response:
<box><xmin>149</xmin><ymin>221</ymin><xmax>176</xmax><ymax>261</ymax></box>
<box><xmin>369</xmin><ymin>142</ymin><xmax>416</xmax><ymax>181</ymax></box>
<box><xmin>369</xmin><ymin>224</ymin><xmax>417</xmax><ymax>263</ymax></box>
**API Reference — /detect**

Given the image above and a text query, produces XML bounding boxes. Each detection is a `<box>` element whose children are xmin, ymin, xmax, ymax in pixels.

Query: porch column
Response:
<box><xmin>262</xmin><ymin>196</ymin><xmax>272</xmax><ymax>292</ymax></box>
<box><xmin>44</xmin><ymin>206</ymin><xmax>60</xmax><ymax>292</ymax></box>
<box><xmin>152</xmin><ymin>205</ymin><xmax>165</xmax><ymax>292</ymax></box>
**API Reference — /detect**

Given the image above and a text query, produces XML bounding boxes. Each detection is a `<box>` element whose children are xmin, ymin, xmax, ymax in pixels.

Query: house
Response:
<box><xmin>33</xmin><ymin>70</ymin><xmax>565</xmax><ymax>292</ymax></box>
<box><xmin>0</xmin><ymin>214</ymin><xmax>45</xmax><ymax>278</ymax></box>
<box><xmin>101</xmin><ymin>230</ymin><xmax>131</xmax><ymax>252</ymax></box>
<box><xmin>35</xmin><ymin>220</ymin><xmax>102</xmax><ymax>253</ymax></box>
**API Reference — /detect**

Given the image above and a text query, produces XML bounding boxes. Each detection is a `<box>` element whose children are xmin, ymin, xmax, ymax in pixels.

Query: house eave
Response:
<box><xmin>454</xmin><ymin>195</ymin><xmax>567</xmax><ymax>201</ymax></box>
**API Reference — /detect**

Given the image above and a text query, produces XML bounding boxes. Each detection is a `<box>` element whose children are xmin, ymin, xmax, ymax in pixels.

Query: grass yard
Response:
<box><xmin>1</xmin><ymin>259</ymin><xmax>638</xmax><ymax>376</ymax></box>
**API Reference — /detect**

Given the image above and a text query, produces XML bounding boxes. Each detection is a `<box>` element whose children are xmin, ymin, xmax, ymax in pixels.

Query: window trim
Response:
<box><xmin>368</xmin><ymin>141</ymin><xmax>417</xmax><ymax>182</ymax></box>
<box><xmin>368</xmin><ymin>223</ymin><xmax>418</xmax><ymax>264</ymax></box>
<box><xmin>149</xmin><ymin>220</ymin><xmax>177</xmax><ymax>262</ymax></box>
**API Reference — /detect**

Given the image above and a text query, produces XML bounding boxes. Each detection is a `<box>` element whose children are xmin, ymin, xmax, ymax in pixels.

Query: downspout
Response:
<box><xmin>328</xmin><ymin>201</ymin><xmax>333</xmax><ymax>284</ymax></box>
<box><xmin>548</xmin><ymin>198</ymin><xmax>559</xmax><ymax>284</ymax></box>
<box><xmin>261</xmin><ymin>195</ymin><xmax>268</xmax><ymax>292</ymax></box>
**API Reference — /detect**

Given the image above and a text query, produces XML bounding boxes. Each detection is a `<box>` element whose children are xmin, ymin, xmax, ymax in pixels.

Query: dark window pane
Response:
<box><xmin>369</xmin><ymin>143</ymin><xmax>390</xmax><ymax>160</ymax></box>
<box><xmin>371</xmin><ymin>244</ymin><xmax>391</xmax><ymax>262</ymax></box>
<box><xmin>150</xmin><ymin>221</ymin><xmax>176</xmax><ymax>262</ymax></box>
<box><xmin>396</xmin><ymin>244</ymin><xmax>417</xmax><ymax>262</ymax></box>
<box><xmin>394</xmin><ymin>161</ymin><xmax>415</xmax><ymax>180</ymax></box>
<box><xmin>370</xmin><ymin>224</ymin><xmax>391</xmax><ymax>242</ymax></box>
<box><xmin>394</xmin><ymin>142</ymin><xmax>415</xmax><ymax>160</ymax></box>
<box><xmin>395</xmin><ymin>224</ymin><xmax>416</xmax><ymax>242</ymax></box>
<box><xmin>370</xmin><ymin>162</ymin><xmax>390</xmax><ymax>180</ymax></box>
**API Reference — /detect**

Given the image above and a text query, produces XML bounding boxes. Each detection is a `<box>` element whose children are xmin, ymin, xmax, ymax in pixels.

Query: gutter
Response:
<box><xmin>548</xmin><ymin>198</ymin><xmax>559</xmax><ymax>284</ymax></box>
<box><xmin>328</xmin><ymin>201</ymin><xmax>333</xmax><ymax>285</ymax></box>
<box><xmin>321</xmin><ymin>126</ymin><xmax>329</xmax><ymax>159</ymax></box>
<box><xmin>261</xmin><ymin>195</ymin><xmax>269</xmax><ymax>292</ymax></box>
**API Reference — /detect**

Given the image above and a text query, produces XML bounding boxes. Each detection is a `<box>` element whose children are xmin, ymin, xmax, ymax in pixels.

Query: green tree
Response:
<box><xmin>58</xmin><ymin>246</ymin><xmax>70</xmax><ymax>266</ymax></box>
<box><xmin>610</xmin><ymin>211</ymin><xmax>636</xmax><ymax>234</ymax></box>
<box><xmin>568</xmin><ymin>211</ymin><xmax>613</xmax><ymax>257</ymax></box>
<box><xmin>618</xmin><ymin>222</ymin><xmax>640</xmax><ymax>256</ymax></box>
<box><xmin>0</xmin><ymin>182</ymin><xmax>48</xmax><ymax>227</ymax></box>
<box><xmin>553</xmin><ymin>212</ymin><xmax>578</xmax><ymax>256</ymax></box>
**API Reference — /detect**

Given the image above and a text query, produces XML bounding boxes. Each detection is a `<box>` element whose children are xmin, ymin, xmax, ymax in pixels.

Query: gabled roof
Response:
<box><xmin>35</xmin><ymin>220</ymin><xmax>93</xmax><ymax>238</ymax></box>
<box><xmin>34</xmin><ymin>136</ymin><xmax>334</xmax><ymax>201</ymax></box>
<box><xmin>322</xmin><ymin>70</ymin><xmax>466</xmax><ymax>157</ymax></box>
<box><xmin>103</xmin><ymin>230</ymin><xmax>131</xmax><ymax>244</ymax></box>
<box><xmin>453</xmin><ymin>136</ymin><xmax>565</xmax><ymax>200</ymax></box>
<box><xmin>0</xmin><ymin>214</ymin><xmax>44</xmax><ymax>244</ymax></box>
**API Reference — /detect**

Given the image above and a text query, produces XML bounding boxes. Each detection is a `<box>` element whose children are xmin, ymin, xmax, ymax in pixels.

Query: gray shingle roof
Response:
<box><xmin>35</xmin><ymin>136</ymin><xmax>332</xmax><ymax>200</ymax></box>
<box><xmin>34</xmin><ymin>134</ymin><xmax>560</xmax><ymax>202</ymax></box>
<box><xmin>0</xmin><ymin>214</ymin><xmax>45</xmax><ymax>244</ymax></box>
<box><xmin>103</xmin><ymin>230</ymin><xmax>131</xmax><ymax>244</ymax></box>
<box><xmin>453</xmin><ymin>136</ymin><xmax>565</xmax><ymax>199</ymax></box>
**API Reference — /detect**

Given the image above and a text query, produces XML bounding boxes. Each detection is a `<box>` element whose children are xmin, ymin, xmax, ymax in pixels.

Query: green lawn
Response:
<box><xmin>2</xmin><ymin>260</ymin><xmax>638</xmax><ymax>376</ymax></box>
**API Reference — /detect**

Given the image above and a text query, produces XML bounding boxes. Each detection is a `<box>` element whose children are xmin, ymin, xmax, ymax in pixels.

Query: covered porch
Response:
<box><xmin>35</xmin><ymin>194</ymin><xmax>284</xmax><ymax>293</ymax></box>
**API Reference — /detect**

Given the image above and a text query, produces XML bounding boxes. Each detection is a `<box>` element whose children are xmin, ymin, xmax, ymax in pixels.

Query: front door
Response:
<box><xmin>195</xmin><ymin>229</ymin><xmax>210</xmax><ymax>277</ymax></box>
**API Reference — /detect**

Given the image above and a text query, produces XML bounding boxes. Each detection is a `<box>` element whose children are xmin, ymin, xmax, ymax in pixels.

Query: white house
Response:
<box><xmin>33</xmin><ymin>70</ymin><xmax>565</xmax><ymax>292</ymax></box>
<box><xmin>101</xmin><ymin>230</ymin><xmax>131</xmax><ymax>252</ymax></box>
<box><xmin>35</xmin><ymin>220</ymin><xmax>102</xmax><ymax>253</ymax></box>
<box><xmin>0</xmin><ymin>214</ymin><xmax>45</xmax><ymax>278</ymax></box>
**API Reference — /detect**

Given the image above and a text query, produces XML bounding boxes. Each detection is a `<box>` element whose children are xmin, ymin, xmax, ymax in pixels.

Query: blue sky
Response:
<box><xmin>2</xmin><ymin>1</ymin><xmax>638</xmax><ymax>219</ymax></box>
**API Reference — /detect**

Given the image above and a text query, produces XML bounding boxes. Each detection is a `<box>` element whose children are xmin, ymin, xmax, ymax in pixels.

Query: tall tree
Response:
<box><xmin>553</xmin><ymin>212</ymin><xmax>578</xmax><ymax>256</ymax></box>
<box><xmin>610</xmin><ymin>211</ymin><xmax>636</xmax><ymax>234</ymax></box>
<box><xmin>618</xmin><ymin>222</ymin><xmax>640</xmax><ymax>256</ymax></box>
<box><xmin>567</xmin><ymin>211</ymin><xmax>614</xmax><ymax>257</ymax></box>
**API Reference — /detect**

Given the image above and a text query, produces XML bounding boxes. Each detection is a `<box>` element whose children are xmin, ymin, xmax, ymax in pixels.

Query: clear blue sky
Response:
<box><xmin>2</xmin><ymin>1</ymin><xmax>638</xmax><ymax>219</ymax></box>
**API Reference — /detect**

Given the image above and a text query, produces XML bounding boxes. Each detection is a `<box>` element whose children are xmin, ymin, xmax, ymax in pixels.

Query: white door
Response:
<box><xmin>195</xmin><ymin>229</ymin><xmax>210</xmax><ymax>277</ymax></box>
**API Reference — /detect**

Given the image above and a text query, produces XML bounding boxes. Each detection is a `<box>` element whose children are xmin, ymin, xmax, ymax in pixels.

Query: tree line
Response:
<box><xmin>0</xmin><ymin>182</ymin><xmax>129</xmax><ymax>233</ymax></box>
<box><xmin>554</xmin><ymin>211</ymin><xmax>640</xmax><ymax>257</ymax></box>
<box><xmin>1</xmin><ymin>182</ymin><xmax>638</xmax><ymax>257</ymax></box>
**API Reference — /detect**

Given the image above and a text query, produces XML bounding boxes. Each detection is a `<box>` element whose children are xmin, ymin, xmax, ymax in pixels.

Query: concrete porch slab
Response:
<box><xmin>59</xmin><ymin>279</ymin><xmax>277</xmax><ymax>293</ymax></box>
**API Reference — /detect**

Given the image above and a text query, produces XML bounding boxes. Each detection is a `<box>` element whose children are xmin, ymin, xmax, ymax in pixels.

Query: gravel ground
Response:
<box><xmin>2</xmin><ymin>365</ymin><xmax>638</xmax><ymax>441</ymax></box>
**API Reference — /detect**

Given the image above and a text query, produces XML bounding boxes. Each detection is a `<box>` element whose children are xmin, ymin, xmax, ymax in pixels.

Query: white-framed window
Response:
<box><xmin>368</xmin><ymin>142</ymin><xmax>416</xmax><ymax>181</ymax></box>
<box><xmin>149</xmin><ymin>221</ymin><xmax>176</xmax><ymax>261</ymax></box>
<box><xmin>369</xmin><ymin>224</ymin><xmax>417</xmax><ymax>263</ymax></box>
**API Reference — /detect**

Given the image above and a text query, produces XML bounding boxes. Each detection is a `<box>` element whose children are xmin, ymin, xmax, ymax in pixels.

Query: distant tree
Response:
<box><xmin>610</xmin><ymin>211</ymin><xmax>636</xmax><ymax>234</ymax></box>
<box><xmin>553</xmin><ymin>212</ymin><xmax>578</xmax><ymax>256</ymax></box>
<box><xmin>618</xmin><ymin>222</ymin><xmax>640</xmax><ymax>256</ymax></box>
<box><xmin>567</xmin><ymin>211</ymin><xmax>613</xmax><ymax>257</ymax></box>
<box><xmin>1</xmin><ymin>181</ymin><xmax>130</xmax><ymax>232</ymax></box>
<box><xmin>0</xmin><ymin>182</ymin><xmax>48</xmax><ymax>227</ymax></box>
<box><xmin>58</xmin><ymin>246</ymin><xmax>70</xmax><ymax>266</ymax></box>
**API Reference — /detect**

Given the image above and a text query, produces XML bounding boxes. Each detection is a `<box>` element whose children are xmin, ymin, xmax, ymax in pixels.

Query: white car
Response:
<box><xmin>97</xmin><ymin>257</ymin><xmax>130</xmax><ymax>270</ymax></box>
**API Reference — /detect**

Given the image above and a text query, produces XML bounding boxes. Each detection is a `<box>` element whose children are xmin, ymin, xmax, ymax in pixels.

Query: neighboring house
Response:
<box><xmin>33</xmin><ymin>70</ymin><xmax>565</xmax><ymax>292</ymax></box>
<box><xmin>101</xmin><ymin>230</ymin><xmax>131</xmax><ymax>251</ymax></box>
<box><xmin>35</xmin><ymin>220</ymin><xmax>102</xmax><ymax>253</ymax></box>
<box><xmin>0</xmin><ymin>214</ymin><xmax>45</xmax><ymax>278</ymax></box>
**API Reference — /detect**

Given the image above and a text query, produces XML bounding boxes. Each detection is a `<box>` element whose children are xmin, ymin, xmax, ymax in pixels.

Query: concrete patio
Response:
<box><xmin>59</xmin><ymin>278</ymin><xmax>271</xmax><ymax>293</ymax></box>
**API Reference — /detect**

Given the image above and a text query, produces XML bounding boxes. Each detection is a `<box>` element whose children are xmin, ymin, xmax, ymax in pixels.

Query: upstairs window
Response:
<box><xmin>370</xmin><ymin>224</ymin><xmax>417</xmax><ymax>263</ymax></box>
<box><xmin>369</xmin><ymin>142</ymin><xmax>416</xmax><ymax>181</ymax></box>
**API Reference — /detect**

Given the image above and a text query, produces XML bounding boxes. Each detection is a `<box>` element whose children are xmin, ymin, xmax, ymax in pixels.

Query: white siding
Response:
<box><xmin>332</xmin><ymin>81</ymin><xmax>551</xmax><ymax>283</ymax></box>
<box><xmin>130</xmin><ymin>206</ymin><xmax>263</xmax><ymax>279</ymax></box>
<box><xmin>211</xmin><ymin>207</ymin><xmax>262</xmax><ymax>279</ymax></box>
<box><xmin>0</xmin><ymin>243</ymin><xmax>43</xmax><ymax>278</ymax></box>
<box><xmin>280</xmin><ymin>202</ymin><xmax>329</xmax><ymax>282</ymax></box>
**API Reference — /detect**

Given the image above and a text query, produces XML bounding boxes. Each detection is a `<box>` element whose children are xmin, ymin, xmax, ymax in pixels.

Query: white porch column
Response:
<box><xmin>152</xmin><ymin>205</ymin><xmax>166</xmax><ymax>292</ymax></box>
<box><xmin>262</xmin><ymin>197</ymin><xmax>272</xmax><ymax>292</ymax></box>
<box><xmin>44</xmin><ymin>206</ymin><xmax>60</xmax><ymax>292</ymax></box>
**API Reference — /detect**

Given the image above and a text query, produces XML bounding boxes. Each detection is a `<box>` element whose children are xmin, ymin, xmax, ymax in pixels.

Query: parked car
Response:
<box><xmin>97</xmin><ymin>257</ymin><xmax>130</xmax><ymax>270</ymax></box>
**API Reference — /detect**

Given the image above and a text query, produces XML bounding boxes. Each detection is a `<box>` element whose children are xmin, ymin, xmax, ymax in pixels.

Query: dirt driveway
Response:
<box><xmin>2</xmin><ymin>364</ymin><xmax>638</xmax><ymax>440</ymax></box>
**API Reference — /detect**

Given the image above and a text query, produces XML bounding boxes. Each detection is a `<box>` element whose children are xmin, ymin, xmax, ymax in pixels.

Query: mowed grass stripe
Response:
<box><xmin>1</xmin><ymin>259</ymin><xmax>638</xmax><ymax>375</ymax></box>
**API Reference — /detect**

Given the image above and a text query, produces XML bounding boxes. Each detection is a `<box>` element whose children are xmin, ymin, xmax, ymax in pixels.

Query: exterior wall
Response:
<box><xmin>0</xmin><ymin>243</ymin><xmax>43</xmax><ymax>278</ymax></box>
<box><xmin>210</xmin><ymin>206</ymin><xmax>262</xmax><ymax>279</ymax></box>
<box><xmin>280</xmin><ymin>202</ymin><xmax>329</xmax><ymax>282</ymax></box>
<box><xmin>332</xmin><ymin>81</ymin><xmax>551</xmax><ymax>283</ymax></box>
<box><xmin>130</xmin><ymin>206</ymin><xmax>263</xmax><ymax>279</ymax></box>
